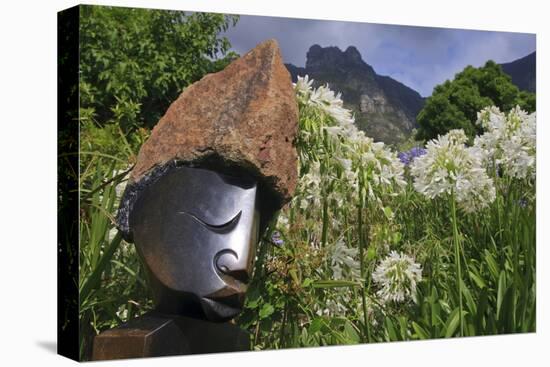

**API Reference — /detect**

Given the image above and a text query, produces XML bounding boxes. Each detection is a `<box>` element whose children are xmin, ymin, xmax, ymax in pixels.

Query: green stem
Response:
<box><xmin>279</xmin><ymin>302</ymin><xmax>288</xmax><ymax>348</ymax></box>
<box><xmin>321</xmin><ymin>194</ymin><xmax>329</xmax><ymax>248</ymax></box>
<box><xmin>80</xmin><ymin>231</ymin><xmax>123</xmax><ymax>304</ymax></box>
<box><xmin>450</xmin><ymin>193</ymin><xmax>464</xmax><ymax>337</ymax></box>
<box><xmin>358</xmin><ymin>182</ymin><xmax>371</xmax><ymax>342</ymax></box>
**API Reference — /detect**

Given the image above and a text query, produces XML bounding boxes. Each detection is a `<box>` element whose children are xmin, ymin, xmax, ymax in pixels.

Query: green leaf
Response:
<box><xmin>300</xmin><ymin>327</ymin><xmax>310</xmax><ymax>345</ymax></box>
<box><xmin>496</xmin><ymin>271</ymin><xmax>507</xmax><ymax>320</ymax></box>
<box><xmin>412</xmin><ymin>322</ymin><xmax>430</xmax><ymax>339</ymax></box>
<box><xmin>309</xmin><ymin>317</ymin><xmax>323</xmax><ymax>334</ymax></box>
<box><xmin>343</xmin><ymin>320</ymin><xmax>361</xmax><ymax>344</ymax></box>
<box><xmin>385</xmin><ymin>318</ymin><xmax>398</xmax><ymax>341</ymax></box>
<box><xmin>259</xmin><ymin>303</ymin><xmax>275</xmax><ymax>319</ymax></box>
<box><xmin>485</xmin><ymin>250</ymin><xmax>500</xmax><ymax>281</ymax></box>
<box><xmin>289</xmin><ymin>268</ymin><xmax>300</xmax><ymax>285</ymax></box>
<box><xmin>431</xmin><ymin>301</ymin><xmax>441</xmax><ymax>327</ymax></box>
<box><xmin>398</xmin><ymin>317</ymin><xmax>409</xmax><ymax>340</ymax></box>
<box><xmin>367</xmin><ymin>247</ymin><xmax>377</xmax><ymax>261</ymax></box>
<box><xmin>468</xmin><ymin>269</ymin><xmax>487</xmax><ymax>289</ymax></box>
<box><xmin>79</xmin><ymin>232</ymin><xmax>123</xmax><ymax>303</ymax></box>
<box><xmin>312</xmin><ymin>280</ymin><xmax>361</xmax><ymax>288</ymax></box>
<box><xmin>461</xmin><ymin>279</ymin><xmax>477</xmax><ymax>315</ymax></box>
<box><xmin>246</xmin><ymin>295</ymin><xmax>261</xmax><ymax>309</ymax></box>
<box><xmin>383</xmin><ymin>206</ymin><xmax>394</xmax><ymax>220</ymax></box>
<box><xmin>110</xmin><ymin>260</ymin><xmax>146</xmax><ymax>288</ymax></box>
<box><xmin>444</xmin><ymin>308</ymin><xmax>461</xmax><ymax>338</ymax></box>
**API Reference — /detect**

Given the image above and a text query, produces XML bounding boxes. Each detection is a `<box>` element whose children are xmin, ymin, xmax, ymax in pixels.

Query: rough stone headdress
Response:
<box><xmin>116</xmin><ymin>39</ymin><xmax>299</xmax><ymax>241</ymax></box>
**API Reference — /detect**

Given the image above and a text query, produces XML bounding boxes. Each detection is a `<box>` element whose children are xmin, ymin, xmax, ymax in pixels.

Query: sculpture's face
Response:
<box><xmin>130</xmin><ymin>166</ymin><xmax>260</xmax><ymax>321</ymax></box>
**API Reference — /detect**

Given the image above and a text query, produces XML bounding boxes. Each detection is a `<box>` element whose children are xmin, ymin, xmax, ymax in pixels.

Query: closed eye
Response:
<box><xmin>178</xmin><ymin>210</ymin><xmax>242</xmax><ymax>233</ymax></box>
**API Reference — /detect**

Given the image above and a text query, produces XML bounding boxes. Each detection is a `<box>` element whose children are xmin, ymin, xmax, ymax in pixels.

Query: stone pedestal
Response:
<box><xmin>92</xmin><ymin>312</ymin><xmax>250</xmax><ymax>360</ymax></box>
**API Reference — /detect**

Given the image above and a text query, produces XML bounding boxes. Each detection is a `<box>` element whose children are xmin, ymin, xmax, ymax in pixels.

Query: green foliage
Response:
<box><xmin>79</xmin><ymin>5</ymin><xmax>239</xmax><ymax>132</ymax></box>
<box><xmin>77</xmin><ymin>7</ymin><xmax>240</xmax><ymax>359</ymax></box>
<box><xmin>78</xmin><ymin>143</ymin><xmax>153</xmax><ymax>360</ymax></box>
<box><xmin>234</xmin><ymin>82</ymin><xmax>535</xmax><ymax>348</ymax></box>
<box><xmin>75</xmin><ymin>10</ymin><xmax>535</xmax><ymax>356</ymax></box>
<box><xmin>416</xmin><ymin>61</ymin><xmax>535</xmax><ymax>141</ymax></box>
<box><xmin>405</xmin><ymin>177</ymin><xmax>536</xmax><ymax>339</ymax></box>
<box><xmin>238</xmin><ymin>181</ymin><xmax>535</xmax><ymax>347</ymax></box>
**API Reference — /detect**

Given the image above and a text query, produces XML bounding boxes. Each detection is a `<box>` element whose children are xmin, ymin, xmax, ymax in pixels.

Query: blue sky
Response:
<box><xmin>224</xmin><ymin>15</ymin><xmax>535</xmax><ymax>97</ymax></box>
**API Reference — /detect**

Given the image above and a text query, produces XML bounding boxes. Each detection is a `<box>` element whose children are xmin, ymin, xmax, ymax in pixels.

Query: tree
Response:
<box><xmin>79</xmin><ymin>6</ymin><xmax>239</xmax><ymax>132</ymax></box>
<box><xmin>415</xmin><ymin>61</ymin><xmax>535</xmax><ymax>141</ymax></box>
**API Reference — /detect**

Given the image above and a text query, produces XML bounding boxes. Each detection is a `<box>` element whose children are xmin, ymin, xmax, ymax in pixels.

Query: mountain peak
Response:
<box><xmin>286</xmin><ymin>44</ymin><xmax>425</xmax><ymax>144</ymax></box>
<box><xmin>500</xmin><ymin>51</ymin><xmax>536</xmax><ymax>93</ymax></box>
<box><xmin>344</xmin><ymin>46</ymin><xmax>362</xmax><ymax>62</ymax></box>
<box><xmin>305</xmin><ymin>44</ymin><xmax>371</xmax><ymax>72</ymax></box>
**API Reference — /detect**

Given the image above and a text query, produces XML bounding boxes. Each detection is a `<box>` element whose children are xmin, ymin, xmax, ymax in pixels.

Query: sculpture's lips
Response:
<box><xmin>204</xmin><ymin>284</ymin><xmax>246</xmax><ymax>309</ymax></box>
<box><xmin>204</xmin><ymin>293</ymin><xmax>245</xmax><ymax>309</ymax></box>
<box><xmin>208</xmin><ymin>282</ymin><xmax>246</xmax><ymax>297</ymax></box>
<box><xmin>200</xmin><ymin>263</ymin><xmax>251</xmax><ymax>315</ymax></box>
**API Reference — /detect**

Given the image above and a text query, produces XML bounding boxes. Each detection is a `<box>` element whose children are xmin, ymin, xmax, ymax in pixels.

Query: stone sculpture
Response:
<box><xmin>92</xmin><ymin>39</ymin><xmax>298</xmax><ymax>360</ymax></box>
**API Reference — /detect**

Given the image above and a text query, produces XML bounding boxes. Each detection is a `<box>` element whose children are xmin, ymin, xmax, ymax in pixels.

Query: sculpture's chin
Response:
<box><xmin>200</xmin><ymin>294</ymin><xmax>245</xmax><ymax>322</ymax></box>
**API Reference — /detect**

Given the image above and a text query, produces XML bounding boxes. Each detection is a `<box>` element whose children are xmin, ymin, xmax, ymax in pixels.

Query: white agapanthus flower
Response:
<box><xmin>372</xmin><ymin>251</ymin><xmax>422</xmax><ymax>303</ymax></box>
<box><xmin>315</xmin><ymin>289</ymin><xmax>351</xmax><ymax>317</ymax></box>
<box><xmin>293</xmin><ymin>75</ymin><xmax>406</xmax><ymax>205</ymax></box>
<box><xmin>291</xmin><ymin>76</ymin><xmax>407</xmax><ymax>266</ymax></box>
<box><xmin>275</xmin><ymin>213</ymin><xmax>290</xmax><ymax>232</ymax></box>
<box><xmin>411</xmin><ymin>129</ymin><xmax>496</xmax><ymax>213</ymax></box>
<box><xmin>296</xmin><ymin>75</ymin><xmax>355</xmax><ymax>129</ymax></box>
<box><xmin>329</xmin><ymin>238</ymin><xmax>361</xmax><ymax>280</ymax></box>
<box><xmin>294</xmin><ymin>74</ymin><xmax>314</xmax><ymax>96</ymax></box>
<box><xmin>297</xmin><ymin>160</ymin><xmax>323</xmax><ymax>210</ymax></box>
<box><xmin>362</xmin><ymin>141</ymin><xmax>407</xmax><ymax>192</ymax></box>
<box><xmin>473</xmin><ymin>106</ymin><xmax>536</xmax><ymax>180</ymax></box>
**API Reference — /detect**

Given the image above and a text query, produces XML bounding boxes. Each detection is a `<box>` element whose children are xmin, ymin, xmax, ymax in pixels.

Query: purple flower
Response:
<box><xmin>399</xmin><ymin>147</ymin><xmax>426</xmax><ymax>166</ymax></box>
<box><xmin>398</xmin><ymin>151</ymin><xmax>412</xmax><ymax>165</ymax></box>
<box><xmin>271</xmin><ymin>231</ymin><xmax>284</xmax><ymax>247</ymax></box>
<box><xmin>409</xmin><ymin>147</ymin><xmax>427</xmax><ymax>159</ymax></box>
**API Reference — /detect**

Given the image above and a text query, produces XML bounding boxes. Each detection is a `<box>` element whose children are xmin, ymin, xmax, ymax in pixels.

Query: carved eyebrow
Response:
<box><xmin>178</xmin><ymin>210</ymin><xmax>242</xmax><ymax>233</ymax></box>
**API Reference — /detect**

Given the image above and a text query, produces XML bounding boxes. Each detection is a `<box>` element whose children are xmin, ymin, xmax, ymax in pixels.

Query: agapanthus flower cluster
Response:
<box><xmin>293</xmin><ymin>75</ymin><xmax>406</xmax><ymax>206</ymax></box>
<box><xmin>372</xmin><ymin>251</ymin><xmax>422</xmax><ymax>303</ymax></box>
<box><xmin>315</xmin><ymin>290</ymin><xmax>351</xmax><ymax>317</ymax></box>
<box><xmin>359</xmin><ymin>141</ymin><xmax>407</xmax><ymax>197</ymax></box>
<box><xmin>295</xmin><ymin>75</ymin><xmax>355</xmax><ymax>132</ymax></box>
<box><xmin>398</xmin><ymin>147</ymin><xmax>427</xmax><ymax>166</ymax></box>
<box><xmin>297</xmin><ymin>160</ymin><xmax>323</xmax><ymax>211</ymax></box>
<box><xmin>329</xmin><ymin>238</ymin><xmax>360</xmax><ymax>280</ymax></box>
<box><xmin>410</xmin><ymin>129</ymin><xmax>496</xmax><ymax>213</ymax></box>
<box><xmin>473</xmin><ymin>106</ymin><xmax>536</xmax><ymax>180</ymax></box>
<box><xmin>271</xmin><ymin>76</ymin><xmax>411</xmax><ymax>319</ymax></box>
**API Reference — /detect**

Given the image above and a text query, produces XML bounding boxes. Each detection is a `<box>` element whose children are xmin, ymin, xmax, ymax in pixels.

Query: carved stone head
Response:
<box><xmin>116</xmin><ymin>39</ymin><xmax>298</xmax><ymax>321</ymax></box>
<box><xmin>128</xmin><ymin>166</ymin><xmax>260</xmax><ymax>321</ymax></box>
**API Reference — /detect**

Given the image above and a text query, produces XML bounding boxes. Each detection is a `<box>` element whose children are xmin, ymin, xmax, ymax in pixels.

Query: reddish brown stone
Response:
<box><xmin>130</xmin><ymin>39</ymin><xmax>298</xmax><ymax>208</ymax></box>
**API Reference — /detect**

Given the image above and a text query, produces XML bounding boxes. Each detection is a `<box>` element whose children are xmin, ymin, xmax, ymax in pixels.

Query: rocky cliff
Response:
<box><xmin>285</xmin><ymin>45</ymin><xmax>535</xmax><ymax>144</ymax></box>
<box><xmin>286</xmin><ymin>45</ymin><xmax>425</xmax><ymax>144</ymax></box>
<box><xmin>500</xmin><ymin>51</ymin><xmax>536</xmax><ymax>93</ymax></box>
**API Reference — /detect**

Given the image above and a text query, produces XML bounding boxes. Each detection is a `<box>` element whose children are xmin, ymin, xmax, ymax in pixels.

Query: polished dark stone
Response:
<box><xmin>129</xmin><ymin>166</ymin><xmax>260</xmax><ymax>321</ymax></box>
<box><xmin>92</xmin><ymin>312</ymin><xmax>250</xmax><ymax>360</ymax></box>
<box><xmin>95</xmin><ymin>166</ymin><xmax>264</xmax><ymax>360</ymax></box>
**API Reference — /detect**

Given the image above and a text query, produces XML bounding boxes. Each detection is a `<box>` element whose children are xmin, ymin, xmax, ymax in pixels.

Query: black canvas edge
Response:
<box><xmin>57</xmin><ymin>4</ymin><xmax>80</xmax><ymax>362</ymax></box>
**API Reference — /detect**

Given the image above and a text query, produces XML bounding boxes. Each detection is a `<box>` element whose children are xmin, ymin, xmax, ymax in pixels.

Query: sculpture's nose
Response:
<box><xmin>213</xmin><ymin>202</ymin><xmax>259</xmax><ymax>288</ymax></box>
<box><xmin>215</xmin><ymin>249</ymin><xmax>252</xmax><ymax>284</ymax></box>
